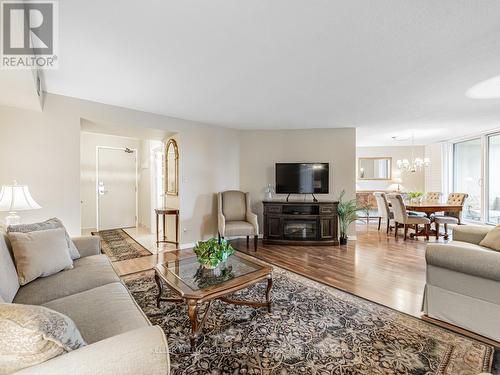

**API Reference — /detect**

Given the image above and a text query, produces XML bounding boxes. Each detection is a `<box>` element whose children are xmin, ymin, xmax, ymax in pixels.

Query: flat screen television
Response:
<box><xmin>275</xmin><ymin>163</ymin><xmax>329</xmax><ymax>194</ymax></box>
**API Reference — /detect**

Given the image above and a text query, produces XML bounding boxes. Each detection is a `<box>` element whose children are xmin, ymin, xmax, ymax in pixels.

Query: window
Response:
<box><xmin>488</xmin><ymin>134</ymin><xmax>500</xmax><ymax>224</ymax></box>
<box><xmin>453</xmin><ymin>139</ymin><xmax>481</xmax><ymax>222</ymax></box>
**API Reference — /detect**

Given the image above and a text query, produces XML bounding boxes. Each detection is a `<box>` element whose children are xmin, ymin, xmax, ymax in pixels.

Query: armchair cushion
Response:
<box><xmin>221</xmin><ymin>191</ymin><xmax>246</xmax><ymax>221</ymax></box>
<box><xmin>225</xmin><ymin>221</ymin><xmax>257</xmax><ymax>237</ymax></box>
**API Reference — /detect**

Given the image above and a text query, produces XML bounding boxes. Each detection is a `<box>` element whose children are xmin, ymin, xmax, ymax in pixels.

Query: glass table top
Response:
<box><xmin>164</xmin><ymin>256</ymin><xmax>262</xmax><ymax>291</ymax></box>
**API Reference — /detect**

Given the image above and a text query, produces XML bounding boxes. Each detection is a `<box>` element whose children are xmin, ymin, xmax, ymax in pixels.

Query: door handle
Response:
<box><xmin>98</xmin><ymin>182</ymin><xmax>108</xmax><ymax>195</ymax></box>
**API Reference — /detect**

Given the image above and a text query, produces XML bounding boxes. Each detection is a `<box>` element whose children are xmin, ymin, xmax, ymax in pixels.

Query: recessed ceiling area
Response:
<box><xmin>40</xmin><ymin>0</ymin><xmax>500</xmax><ymax>146</ymax></box>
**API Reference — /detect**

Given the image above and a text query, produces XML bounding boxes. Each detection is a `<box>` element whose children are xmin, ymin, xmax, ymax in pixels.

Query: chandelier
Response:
<box><xmin>395</xmin><ymin>134</ymin><xmax>430</xmax><ymax>173</ymax></box>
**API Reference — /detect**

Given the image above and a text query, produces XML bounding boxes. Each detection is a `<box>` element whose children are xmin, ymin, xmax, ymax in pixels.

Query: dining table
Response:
<box><xmin>405</xmin><ymin>202</ymin><xmax>463</xmax><ymax>221</ymax></box>
<box><xmin>404</xmin><ymin>201</ymin><xmax>464</xmax><ymax>238</ymax></box>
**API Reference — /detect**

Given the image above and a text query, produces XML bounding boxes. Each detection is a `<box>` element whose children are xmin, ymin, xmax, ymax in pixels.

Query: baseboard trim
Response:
<box><xmin>179</xmin><ymin>242</ymin><xmax>196</xmax><ymax>250</ymax></box>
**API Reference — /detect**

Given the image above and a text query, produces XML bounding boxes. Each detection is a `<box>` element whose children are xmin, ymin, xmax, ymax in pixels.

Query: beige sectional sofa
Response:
<box><xmin>0</xmin><ymin>233</ymin><xmax>170</xmax><ymax>375</ymax></box>
<box><xmin>423</xmin><ymin>225</ymin><xmax>500</xmax><ymax>341</ymax></box>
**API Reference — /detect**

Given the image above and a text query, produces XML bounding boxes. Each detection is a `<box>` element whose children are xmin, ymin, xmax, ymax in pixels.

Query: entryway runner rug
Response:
<box><xmin>92</xmin><ymin>229</ymin><xmax>151</xmax><ymax>262</ymax></box>
<box><xmin>123</xmin><ymin>266</ymin><xmax>493</xmax><ymax>374</ymax></box>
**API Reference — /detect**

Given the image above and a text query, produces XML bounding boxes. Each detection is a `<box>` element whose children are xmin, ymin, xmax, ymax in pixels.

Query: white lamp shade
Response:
<box><xmin>0</xmin><ymin>184</ymin><xmax>42</xmax><ymax>212</ymax></box>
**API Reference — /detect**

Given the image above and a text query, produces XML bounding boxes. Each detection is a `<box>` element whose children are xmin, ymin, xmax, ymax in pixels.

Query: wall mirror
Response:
<box><xmin>358</xmin><ymin>157</ymin><xmax>392</xmax><ymax>180</ymax></box>
<box><xmin>165</xmin><ymin>139</ymin><xmax>179</xmax><ymax>195</ymax></box>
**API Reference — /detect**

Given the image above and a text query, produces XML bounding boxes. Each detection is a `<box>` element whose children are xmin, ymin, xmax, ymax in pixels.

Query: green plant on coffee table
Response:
<box><xmin>193</xmin><ymin>237</ymin><xmax>234</xmax><ymax>268</ymax></box>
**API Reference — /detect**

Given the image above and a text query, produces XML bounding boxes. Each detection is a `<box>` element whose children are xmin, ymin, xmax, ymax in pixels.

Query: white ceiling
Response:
<box><xmin>41</xmin><ymin>0</ymin><xmax>500</xmax><ymax>146</ymax></box>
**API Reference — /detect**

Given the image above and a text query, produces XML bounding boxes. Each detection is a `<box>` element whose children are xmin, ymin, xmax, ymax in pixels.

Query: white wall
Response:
<box><xmin>80</xmin><ymin>132</ymin><xmax>141</xmax><ymax>231</ymax></box>
<box><xmin>0</xmin><ymin>94</ymin><xmax>240</xmax><ymax>242</ymax></box>
<box><xmin>424</xmin><ymin>143</ymin><xmax>444</xmax><ymax>195</ymax></box>
<box><xmin>239</xmin><ymin>128</ymin><xmax>356</xmax><ymax>235</ymax></box>
<box><xmin>356</xmin><ymin>146</ymin><xmax>425</xmax><ymax>192</ymax></box>
<box><xmin>138</xmin><ymin>139</ymin><xmax>152</xmax><ymax>231</ymax></box>
<box><xmin>0</xmin><ymin>100</ymin><xmax>80</xmax><ymax>233</ymax></box>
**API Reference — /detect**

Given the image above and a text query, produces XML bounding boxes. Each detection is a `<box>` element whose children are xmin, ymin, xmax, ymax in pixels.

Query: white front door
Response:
<box><xmin>97</xmin><ymin>147</ymin><xmax>137</xmax><ymax>230</ymax></box>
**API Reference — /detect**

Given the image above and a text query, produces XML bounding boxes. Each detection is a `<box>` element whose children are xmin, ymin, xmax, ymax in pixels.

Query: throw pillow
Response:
<box><xmin>8</xmin><ymin>228</ymin><xmax>74</xmax><ymax>285</ymax></box>
<box><xmin>479</xmin><ymin>225</ymin><xmax>500</xmax><ymax>252</ymax></box>
<box><xmin>8</xmin><ymin>218</ymin><xmax>80</xmax><ymax>260</ymax></box>
<box><xmin>0</xmin><ymin>303</ymin><xmax>86</xmax><ymax>373</ymax></box>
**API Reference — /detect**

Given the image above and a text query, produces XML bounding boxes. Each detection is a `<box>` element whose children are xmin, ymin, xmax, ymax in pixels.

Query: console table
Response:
<box><xmin>155</xmin><ymin>207</ymin><xmax>179</xmax><ymax>247</ymax></box>
<box><xmin>263</xmin><ymin>201</ymin><xmax>339</xmax><ymax>246</ymax></box>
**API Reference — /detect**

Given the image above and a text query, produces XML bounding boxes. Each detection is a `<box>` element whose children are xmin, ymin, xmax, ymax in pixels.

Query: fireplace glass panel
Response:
<box><xmin>283</xmin><ymin>220</ymin><xmax>317</xmax><ymax>240</ymax></box>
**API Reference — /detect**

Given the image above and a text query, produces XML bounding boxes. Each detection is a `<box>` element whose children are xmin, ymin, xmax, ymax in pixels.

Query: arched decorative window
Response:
<box><xmin>165</xmin><ymin>139</ymin><xmax>179</xmax><ymax>196</ymax></box>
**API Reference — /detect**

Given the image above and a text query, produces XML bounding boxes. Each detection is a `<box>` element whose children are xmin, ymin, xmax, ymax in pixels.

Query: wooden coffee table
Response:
<box><xmin>154</xmin><ymin>252</ymin><xmax>273</xmax><ymax>350</ymax></box>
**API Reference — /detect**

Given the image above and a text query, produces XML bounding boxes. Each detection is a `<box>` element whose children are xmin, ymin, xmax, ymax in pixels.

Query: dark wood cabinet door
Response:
<box><xmin>320</xmin><ymin>217</ymin><xmax>334</xmax><ymax>239</ymax></box>
<box><xmin>267</xmin><ymin>216</ymin><xmax>282</xmax><ymax>238</ymax></box>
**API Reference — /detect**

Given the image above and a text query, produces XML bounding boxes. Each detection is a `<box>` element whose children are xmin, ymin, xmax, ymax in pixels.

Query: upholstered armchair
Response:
<box><xmin>217</xmin><ymin>191</ymin><xmax>259</xmax><ymax>250</ymax></box>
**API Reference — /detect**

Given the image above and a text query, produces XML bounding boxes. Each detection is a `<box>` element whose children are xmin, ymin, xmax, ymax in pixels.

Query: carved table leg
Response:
<box><xmin>155</xmin><ymin>272</ymin><xmax>163</xmax><ymax>308</ymax></box>
<box><xmin>187</xmin><ymin>300</ymin><xmax>199</xmax><ymax>351</ymax></box>
<box><xmin>266</xmin><ymin>275</ymin><xmax>273</xmax><ymax>313</ymax></box>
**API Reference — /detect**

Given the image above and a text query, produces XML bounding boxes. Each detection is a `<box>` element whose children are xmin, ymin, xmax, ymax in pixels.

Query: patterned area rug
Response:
<box><xmin>123</xmin><ymin>266</ymin><xmax>493</xmax><ymax>374</ymax></box>
<box><xmin>92</xmin><ymin>229</ymin><xmax>151</xmax><ymax>262</ymax></box>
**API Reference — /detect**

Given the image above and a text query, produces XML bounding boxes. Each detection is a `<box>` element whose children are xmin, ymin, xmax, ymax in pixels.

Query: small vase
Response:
<box><xmin>339</xmin><ymin>236</ymin><xmax>348</xmax><ymax>245</ymax></box>
<box><xmin>202</xmin><ymin>263</ymin><xmax>219</xmax><ymax>270</ymax></box>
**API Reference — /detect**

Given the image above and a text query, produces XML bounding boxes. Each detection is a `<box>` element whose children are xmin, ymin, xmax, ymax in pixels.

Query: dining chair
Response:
<box><xmin>424</xmin><ymin>192</ymin><xmax>442</xmax><ymax>203</ymax></box>
<box><xmin>434</xmin><ymin>193</ymin><xmax>469</xmax><ymax>239</ymax></box>
<box><xmin>373</xmin><ymin>192</ymin><xmax>394</xmax><ymax>234</ymax></box>
<box><xmin>387</xmin><ymin>193</ymin><xmax>431</xmax><ymax>240</ymax></box>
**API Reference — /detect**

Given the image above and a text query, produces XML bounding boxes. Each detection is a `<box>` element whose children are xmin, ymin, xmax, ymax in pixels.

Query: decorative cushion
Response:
<box><xmin>0</xmin><ymin>232</ymin><xmax>19</xmax><ymax>303</ymax></box>
<box><xmin>8</xmin><ymin>218</ymin><xmax>80</xmax><ymax>260</ymax></box>
<box><xmin>8</xmin><ymin>228</ymin><xmax>74</xmax><ymax>286</ymax></box>
<box><xmin>0</xmin><ymin>303</ymin><xmax>86</xmax><ymax>373</ymax></box>
<box><xmin>479</xmin><ymin>225</ymin><xmax>500</xmax><ymax>252</ymax></box>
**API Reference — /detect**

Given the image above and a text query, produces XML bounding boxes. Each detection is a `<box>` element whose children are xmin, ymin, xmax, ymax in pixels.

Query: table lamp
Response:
<box><xmin>0</xmin><ymin>181</ymin><xmax>42</xmax><ymax>226</ymax></box>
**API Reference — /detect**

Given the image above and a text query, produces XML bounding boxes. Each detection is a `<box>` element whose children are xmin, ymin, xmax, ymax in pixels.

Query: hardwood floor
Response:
<box><xmin>114</xmin><ymin>223</ymin><xmax>442</xmax><ymax>317</ymax></box>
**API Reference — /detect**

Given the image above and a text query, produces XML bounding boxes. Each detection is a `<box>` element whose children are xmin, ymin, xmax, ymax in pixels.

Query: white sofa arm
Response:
<box><xmin>72</xmin><ymin>236</ymin><xmax>101</xmax><ymax>257</ymax></box>
<box><xmin>426</xmin><ymin>242</ymin><xmax>500</xmax><ymax>282</ymax></box>
<box><xmin>452</xmin><ymin>225</ymin><xmax>492</xmax><ymax>245</ymax></box>
<box><xmin>15</xmin><ymin>326</ymin><xmax>169</xmax><ymax>375</ymax></box>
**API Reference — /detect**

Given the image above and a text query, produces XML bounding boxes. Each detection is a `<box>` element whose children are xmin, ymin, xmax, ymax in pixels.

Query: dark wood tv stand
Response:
<box><xmin>263</xmin><ymin>201</ymin><xmax>339</xmax><ymax>246</ymax></box>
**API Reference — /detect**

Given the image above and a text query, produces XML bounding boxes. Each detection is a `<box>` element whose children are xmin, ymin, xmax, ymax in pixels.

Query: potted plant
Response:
<box><xmin>337</xmin><ymin>190</ymin><xmax>367</xmax><ymax>245</ymax></box>
<box><xmin>407</xmin><ymin>191</ymin><xmax>423</xmax><ymax>204</ymax></box>
<box><xmin>193</xmin><ymin>237</ymin><xmax>234</xmax><ymax>269</ymax></box>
